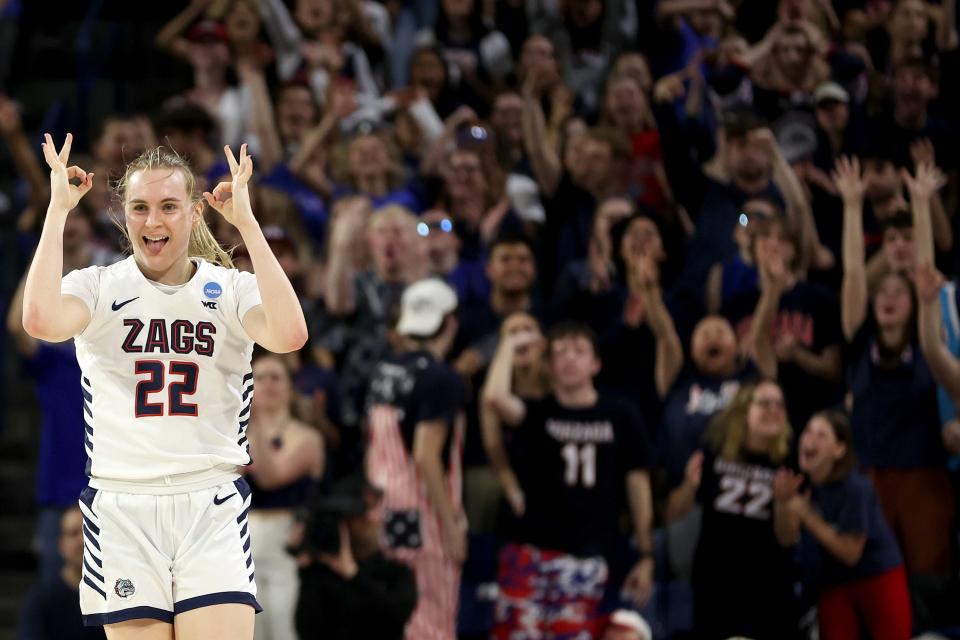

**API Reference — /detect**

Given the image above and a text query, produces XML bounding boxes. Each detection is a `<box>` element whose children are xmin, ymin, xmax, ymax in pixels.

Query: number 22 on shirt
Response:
<box><xmin>134</xmin><ymin>360</ymin><xmax>200</xmax><ymax>417</ymax></box>
<box><xmin>713</xmin><ymin>469</ymin><xmax>773</xmax><ymax>519</ymax></box>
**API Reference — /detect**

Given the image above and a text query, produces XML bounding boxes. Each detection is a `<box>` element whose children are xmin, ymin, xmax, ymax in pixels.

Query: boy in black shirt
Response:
<box><xmin>483</xmin><ymin>321</ymin><xmax>654</xmax><ymax>638</ymax></box>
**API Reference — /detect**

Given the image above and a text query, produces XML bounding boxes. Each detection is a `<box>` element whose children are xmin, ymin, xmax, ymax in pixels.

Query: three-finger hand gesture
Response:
<box><xmin>41</xmin><ymin>133</ymin><xmax>94</xmax><ymax>214</ymax></box>
<box><xmin>203</xmin><ymin>144</ymin><xmax>255</xmax><ymax>228</ymax></box>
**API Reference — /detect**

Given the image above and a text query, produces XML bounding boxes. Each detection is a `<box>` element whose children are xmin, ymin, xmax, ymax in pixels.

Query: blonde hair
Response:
<box><xmin>114</xmin><ymin>146</ymin><xmax>234</xmax><ymax>269</ymax></box>
<box><xmin>706</xmin><ymin>381</ymin><xmax>792</xmax><ymax>464</ymax></box>
<box><xmin>368</xmin><ymin>203</ymin><xmax>419</xmax><ymax>233</ymax></box>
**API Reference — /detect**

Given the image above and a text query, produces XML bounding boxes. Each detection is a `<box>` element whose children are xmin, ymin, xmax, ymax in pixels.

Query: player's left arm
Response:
<box><xmin>205</xmin><ymin>144</ymin><xmax>308</xmax><ymax>353</ymax></box>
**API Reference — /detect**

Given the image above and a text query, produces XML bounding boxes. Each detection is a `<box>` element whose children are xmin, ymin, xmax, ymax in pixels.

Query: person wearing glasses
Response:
<box><xmin>668</xmin><ymin>381</ymin><xmax>801</xmax><ymax>639</ymax></box>
<box><xmin>419</xmin><ymin>209</ymin><xmax>490</xmax><ymax>310</ymax></box>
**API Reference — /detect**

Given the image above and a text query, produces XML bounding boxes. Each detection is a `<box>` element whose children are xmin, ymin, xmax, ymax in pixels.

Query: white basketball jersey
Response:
<box><xmin>62</xmin><ymin>256</ymin><xmax>261</xmax><ymax>493</ymax></box>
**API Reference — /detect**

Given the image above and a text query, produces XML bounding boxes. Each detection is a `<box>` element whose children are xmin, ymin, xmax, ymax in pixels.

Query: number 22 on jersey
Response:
<box><xmin>135</xmin><ymin>360</ymin><xmax>200</xmax><ymax>417</ymax></box>
<box><xmin>714</xmin><ymin>475</ymin><xmax>773</xmax><ymax>519</ymax></box>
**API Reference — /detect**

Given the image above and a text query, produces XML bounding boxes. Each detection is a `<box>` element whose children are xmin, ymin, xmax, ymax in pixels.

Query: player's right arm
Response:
<box><xmin>21</xmin><ymin>134</ymin><xmax>94</xmax><ymax>342</ymax></box>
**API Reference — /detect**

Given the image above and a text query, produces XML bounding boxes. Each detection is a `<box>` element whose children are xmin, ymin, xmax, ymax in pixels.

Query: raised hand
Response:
<box><xmin>329</xmin><ymin>197</ymin><xmax>371</xmax><ymax>249</ymax></box>
<box><xmin>913</xmin><ymin>261</ymin><xmax>944</xmax><ymax>304</ymax></box>
<box><xmin>41</xmin><ymin>133</ymin><xmax>94</xmax><ymax>213</ymax></box>
<box><xmin>444</xmin><ymin>105</ymin><xmax>477</xmax><ymax>134</ymax></box>
<box><xmin>203</xmin><ymin>144</ymin><xmax>255</xmax><ymax>228</ymax></box>
<box><xmin>506</xmin><ymin>328</ymin><xmax>545</xmax><ymax>354</ymax></box>
<box><xmin>630</xmin><ymin>253</ymin><xmax>660</xmax><ymax>291</ymax></box>
<box><xmin>653</xmin><ymin>73</ymin><xmax>686</xmax><ymax>104</ymax></box>
<box><xmin>901</xmin><ymin>162</ymin><xmax>946</xmax><ymax>205</ymax></box>
<box><xmin>831</xmin><ymin>156</ymin><xmax>866</xmax><ymax>204</ymax></box>
<box><xmin>750</xmin><ymin>127</ymin><xmax>778</xmax><ymax>154</ymax></box>
<box><xmin>758</xmin><ymin>246</ymin><xmax>789</xmax><ymax>293</ymax></box>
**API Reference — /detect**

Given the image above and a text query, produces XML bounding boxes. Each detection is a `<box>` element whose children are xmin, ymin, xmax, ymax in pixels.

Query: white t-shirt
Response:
<box><xmin>62</xmin><ymin>256</ymin><xmax>262</xmax><ymax>493</ymax></box>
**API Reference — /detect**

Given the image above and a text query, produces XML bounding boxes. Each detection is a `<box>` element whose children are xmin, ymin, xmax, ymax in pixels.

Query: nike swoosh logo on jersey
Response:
<box><xmin>111</xmin><ymin>297</ymin><xmax>139</xmax><ymax>311</ymax></box>
<box><xmin>213</xmin><ymin>492</ymin><xmax>237</xmax><ymax>505</ymax></box>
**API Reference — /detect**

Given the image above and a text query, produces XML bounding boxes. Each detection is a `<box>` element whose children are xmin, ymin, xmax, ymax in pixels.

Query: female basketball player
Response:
<box><xmin>22</xmin><ymin>133</ymin><xmax>307</xmax><ymax>640</ymax></box>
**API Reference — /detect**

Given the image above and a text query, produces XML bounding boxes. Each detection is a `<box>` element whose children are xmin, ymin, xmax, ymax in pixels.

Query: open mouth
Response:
<box><xmin>143</xmin><ymin>235</ymin><xmax>169</xmax><ymax>256</ymax></box>
<box><xmin>706</xmin><ymin>345</ymin><xmax>723</xmax><ymax>358</ymax></box>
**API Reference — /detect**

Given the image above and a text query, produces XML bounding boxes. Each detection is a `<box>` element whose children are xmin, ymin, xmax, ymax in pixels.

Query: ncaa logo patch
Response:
<box><xmin>204</xmin><ymin>282</ymin><xmax>223</xmax><ymax>299</ymax></box>
<box><xmin>114</xmin><ymin>578</ymin><xmax>136</xmax><ymax>599</ymax></box>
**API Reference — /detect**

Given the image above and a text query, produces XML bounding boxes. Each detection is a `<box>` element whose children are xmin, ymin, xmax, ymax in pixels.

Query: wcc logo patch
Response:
<box><xmin>204</xmin><ymin>282</ymin><xmax>223</xmax><ymax>299</ymax></box>
<box><xmin>114</xmin><ymin>578</ymin><xmax>136</xmax><ymax>599</ymax></box>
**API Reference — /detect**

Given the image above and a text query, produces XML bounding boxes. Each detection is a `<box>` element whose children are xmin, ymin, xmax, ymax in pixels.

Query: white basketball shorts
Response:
<box><xmin>78</xmin><ymin>476</ymin><xmax>262</xmax><ymax>626</ymax></box>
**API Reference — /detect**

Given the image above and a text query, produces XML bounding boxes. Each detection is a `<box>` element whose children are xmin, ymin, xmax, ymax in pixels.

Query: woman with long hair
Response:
<box><xmin>836</xmin><ymin>155</ymin><xmax>953</xmax><ymax>579</ymax></box>
<box><xmin>22</xmin><ymin>136</ymin><xmax>306</xmax><ymax>639</ymax></box>
<box><xmin>668</xmin><ymin>380</ymin><xmax>800</xmax><ymax>639</ymax></box>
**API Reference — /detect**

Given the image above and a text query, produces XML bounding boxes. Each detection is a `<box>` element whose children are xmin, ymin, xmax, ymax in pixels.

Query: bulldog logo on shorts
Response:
<box><xmin>114</xmin><ymin>578</ymin><xmax>136</xmax><ymax>599</ymax></box>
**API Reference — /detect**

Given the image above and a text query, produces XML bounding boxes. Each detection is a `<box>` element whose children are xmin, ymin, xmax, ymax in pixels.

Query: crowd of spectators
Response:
<box><xmin>4</xmin><ymin>0</ymin><xmax>960</xmax><ymax>638</ymax></box>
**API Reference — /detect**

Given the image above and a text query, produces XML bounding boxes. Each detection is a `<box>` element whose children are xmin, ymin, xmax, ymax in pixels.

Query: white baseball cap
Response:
<box><xmin>814</xmin><ymin>81</ymin><xmax>849</xmax><ymax>105</ymax></box>
<box><xmin>396</xmin><ymin>278</ymin><xmax>458</xmax><ymax>337</ymax></box>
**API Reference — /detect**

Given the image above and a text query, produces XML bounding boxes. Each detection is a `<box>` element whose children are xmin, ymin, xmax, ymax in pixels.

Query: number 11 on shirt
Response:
<box><xmin>562</xmin><ymin>443</ymin><xmax>597</xmax><ymax>488</ymax></box>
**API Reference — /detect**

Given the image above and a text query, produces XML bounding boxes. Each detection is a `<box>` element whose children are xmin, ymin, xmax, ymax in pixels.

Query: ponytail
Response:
<box><xmin>189</xmin><ymin>217</ymin><xmax>235</xmax><ymax>268</ymax></box>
